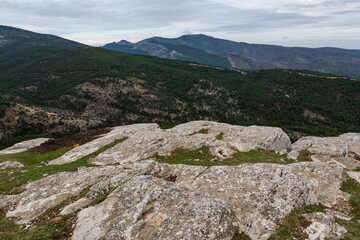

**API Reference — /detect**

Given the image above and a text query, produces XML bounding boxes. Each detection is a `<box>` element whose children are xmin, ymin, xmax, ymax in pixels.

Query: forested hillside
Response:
<box><xmin>1</xmin><ymin>44</ymin><xmax>359</xmax><ymax>141</ymax></box>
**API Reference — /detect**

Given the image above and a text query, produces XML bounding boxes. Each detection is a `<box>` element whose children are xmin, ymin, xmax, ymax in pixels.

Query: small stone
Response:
<box><xmin>43</xmin><ymin>174</ymin><xmax>48</xmax><ymax>177</ymax></box>
<box><xmin>347</xmin><ymin>171</ymin><xmax>360</xmax><ymax>184</ymax></box>
<box><xmin>287</xmin><ymin>151</ymin><xmax>299</xmax><ymax>160</ymax></box>
<box><xmin>0</xmin><ymin>161</ymin><xmax>25</xmax><ymax>170</ymax></box>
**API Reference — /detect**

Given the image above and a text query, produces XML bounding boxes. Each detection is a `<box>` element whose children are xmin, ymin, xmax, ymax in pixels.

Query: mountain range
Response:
<box><xmin>103</xmin><ymin>34</ymin><xmax>360</xmax><ymax>78</ymax></box>
<box><xmin>0</xmin><ymin>25</ymin><xmax>360</xmax><ymax>145</ymax></box>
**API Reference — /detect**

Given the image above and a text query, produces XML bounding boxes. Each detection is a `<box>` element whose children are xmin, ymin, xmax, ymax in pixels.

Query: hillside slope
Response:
<box><xmin>1</xmin><ymin>27</ymin><xmax>359</xmax><ymax>140</ymax></box>
<box><xmin>103</xmin><ymin>34</ymin><xmax>360</xmax><ymax>78</ymax></box>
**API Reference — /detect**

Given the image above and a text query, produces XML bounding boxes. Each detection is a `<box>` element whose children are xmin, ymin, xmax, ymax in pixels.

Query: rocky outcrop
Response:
<box><xmin>47</xmin><ymin>124</ymin><xmax>159</xmax><ymax>165</ymax></box>
<box><xmin>1</xmin><ymin>122</ymin><xmax>358</xmax><ymax>240</ymax></box>
<box><xmin>290</xmin><ymin>133</ymin><xmax>360</xmax><ymax>158</ymax></box>
<box><xmin>48</xmin><ymin>121</ymin><xmax>291</xmax><ymax>166</ymax></box>
<box><xmin>0</xmin><ymin>161</ymin><xmax>24</xmax><ymax>169</ymax></box>
<box><xmin>4</xmin><ymin>165</ymin><xmax>135</xmax><ymax>224</ymax></box>
<box><xmin>0</xmin><ymin>138</ymin><xmax>51</xmax><ymax>154</ymax></box>
<box><xmin>72</xmin><ymin>175</ymin><xmax>238</xmax><ymax>240</ymax></box>
<box><xmin>133</xmin><ymin>160</ymin><xmax>348</xmax><ymax>239</ymax></box>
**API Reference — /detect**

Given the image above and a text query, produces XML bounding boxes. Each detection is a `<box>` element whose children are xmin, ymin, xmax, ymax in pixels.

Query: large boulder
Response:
<box><xmin>72</xmin><ymin>175</ymin><xmax>238</xmax><ymax>240</ymax></box>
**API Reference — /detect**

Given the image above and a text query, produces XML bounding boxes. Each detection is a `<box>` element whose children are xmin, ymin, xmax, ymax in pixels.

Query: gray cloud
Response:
<box><xmin>0</xmin><ymin>0</ymin><xmax>359</xmax><ymax>48</ymax></box>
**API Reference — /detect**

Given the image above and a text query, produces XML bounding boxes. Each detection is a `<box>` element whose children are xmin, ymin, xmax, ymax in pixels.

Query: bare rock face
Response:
<box><xmin>132</xmin><ymin>160</ymin><xmax>347</xmax><ymax>240</ymax></box>
<box><xmin>89</xmin><ymin>121</ymin><xmax>291</xmax><ymax>165</ymax></box>
<box><xmin>292</xmin><ymin>133</ymin><xmax>360</xmax><ymax>158</ymax></box>
<box><xmin>5</xmin><ymin>166</ymin><xmax>135</xmax><ymax>224</ymax></box>
<box><xmin>303</xmin><ymin>212</ymin><xmax>347</xmax><ymax>240</ymax></box>
<box><xmin>0</xmin><ymin>161</ymin><xmax>24</xmax><ymax>169</ymax></box>
<box><xmin>291</xmin><ymin>136</ymin><xmax>348</xmax><ymax>156</ymax></box>
<box><xmin>60</xmin><ymin>197</ymin><xmax>92</xmax><ymax>216</ymax></box>
<box><xmin>311</xmin><ymin>155</ymin><xmax>360</xmax><ymax>170</ymax></box>
<box><xmin>47</xmin><ymin>124</ymin><xmax>159</xmax><ymax>165</ymax></box>
<box><xmin>72</xmin><ymin>175</ymin><xmax>238</xmax><ymax>240</ymax></box>
<box><xmin>0</xmin><ymin>138</ymin><xmax>51</xmax><ymax>154</ymax></box>
<box><xmin>339</xmin><ymin>133</ymin><xmax>360</xmax><ymax>157</ymax></box>
<box><xmin>1</xmin><ymin>122</ymin><xmax>357</xmax><ymax>240</ymax></box>
<box><xmin>347</xmin><ymin>171</ymin><xmax>360</xmax><ymax>184</ymax></box>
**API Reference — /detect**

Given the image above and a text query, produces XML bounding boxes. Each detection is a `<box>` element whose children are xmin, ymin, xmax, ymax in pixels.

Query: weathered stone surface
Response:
<box><xmin>89</xmin><ymin>121</ymin><xmax>291</xmax><ymax>165</ymax></box>
<box><xmin>325</xmin><ymin>209</ymin><xmax>352</xmax><ymax>221</ymax></box>
<box><xmin>72</xmin><ymin>175</ymin><xmax>238</xmax><ymax>240</ymax></box>
<box><xmin>0</xmin><ymin>138</ymin><xmax>51</xmax><ymax>155</ymax></box>
<box><xmin>303</xmin><ymin>212</ymin><xmax>347</xmax><ymax>240</ymax></box>
<box><xmin>347</xmin><ymin>171</ymin><xmax>360</xmax><ymax>184</ymax></box>
<box><xmin>47</xmin><ymin>124</ymin><xmax>159</xmax><ymax>165</ymax></box>
<box><xmin>0</xmin><ymin>161</ymin><xmax>24</xmax><ymax>169</ymax></box>
<box><xmin>311</xmin><ymin>155</ymin><xmax>360</xmax><ymax>170</ymax></box>
<box><xmin>291</xmin><ymin>136</ymin><xmax>348</xmax><ymax>156</ymax></box>
<box><xmin>338</xmin><ymin>133</ymin><xmax>360</xmax><ymax>157</ymax></box>
<box><xmin>288</xmin><ymin>150</ymin><xmax>299</xmax><ymax>160</ymax></box>
<box><xmin>132</xmin><ymin>160</ymin><xmax>347</xmax><ymax>240</ymax></box>
<box><xmin>292</xmin><ymin>133</ymin><xmax>360</xmax><ymax>158</ymax></box>
<box><xmin>4</xmin><ymin>166</ymin><xmax>134</xmax><ymax>224</ymax></box>
<box><xmin>1</xmin><ymin>122</ymin><xmax>357</xmax><ymax>240</ymax></box>
<box><xmin>60</xmin><ymin>198</ymin><xmax>92</xmax><ymax>216</ymax></box>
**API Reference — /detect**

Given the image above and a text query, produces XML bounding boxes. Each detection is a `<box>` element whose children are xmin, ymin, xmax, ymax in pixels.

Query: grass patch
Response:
<box><xmin>353</xmin><ymin>168</ymin><xmax>360</xmax><ymax>172</ymax></box>
<box><xmin>159</xmin><ymin>125</ymin><xmax>175</xmax><ymax>130</ymax></box>
<box><xmin>337</xmin><ymin>179</ymin><xmax>360</xmax><ymax>239</ymax></box>
<box><xmin>268</xmin><ymin>205</ymin><xmax>324</xmax><ymax>240</ymax></box>
<box><xmin>0</xmin><ymin>138</ymin><xmax>127</xmax><ymax>195</ymax></box>
<box><xmin>215</xmin><ymin>132</ymin><xmax>224</xmax><ymax>140</ymax></box>
<box><xmin>154</xmin><ymin>146</ymin><xmax>299</xmax><ymax>167</ymax></box>
<box><xmin>232</xmin><ymin>231</ymin><xmax>251</xmax><ymax>240</ymax></box>
<box><xmin>0</xmin><ymin>159</ymin><xmax>95</xmax><ymax>195</ymax></box>
<box><xmin>0</xmin><ymin>148</ymin><xmax>71</xmax><ymax>166</ymax></box>
<box><xmin>190</xmin><ymin>128</ymin><xmax>209</xmax><ymax>135</ymax></box>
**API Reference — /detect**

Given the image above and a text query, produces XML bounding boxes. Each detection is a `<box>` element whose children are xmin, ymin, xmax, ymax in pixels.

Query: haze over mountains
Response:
<box><xmin>103</xmin><ymin>34</ymin><xmax>360</xmax><ymax>78</ymax></box>
<box><xmin>0</xmin><ymin>25</ymin><xmax>360</xmax><ymax>144</ymax></box>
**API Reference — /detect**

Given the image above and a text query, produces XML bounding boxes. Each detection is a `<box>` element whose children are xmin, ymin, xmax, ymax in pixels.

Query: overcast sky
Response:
<box><xmin>1</xmin><ymin>0</ymin><xmax>359</xmax><ymax>49</ymax></box>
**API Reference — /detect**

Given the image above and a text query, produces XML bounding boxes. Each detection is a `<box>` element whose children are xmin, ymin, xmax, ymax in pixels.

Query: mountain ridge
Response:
<box><xmin>103</xmin><ymin>34</ymin><xmax>360</xmax><ymax>78</ymax></box>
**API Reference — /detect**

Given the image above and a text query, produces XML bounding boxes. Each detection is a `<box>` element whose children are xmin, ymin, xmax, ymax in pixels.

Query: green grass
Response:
<box><xmin>190</xmin><ymin>128</ymin><xmax>209</xmax><ymax>135</ymax></box>
<box><xmin>0</xmin><ymin>138</ymin><xmax>129</xmax><ymax>239</ymax></box>
<box><xmin>0</xmin><ymin>148</ymin><xmax>71</xmax><ymax>166</ymax></box>
<box><xmin>268</xmin><ymin>205</ymin><xmax>325</xmax><ymax>240</ymax></box>
<box><xmin>154</xmin><ymin>146</ymin><xmax>299</xmax><ymax>166</ymax></box>
<box><xmin>337</xmin><ymin>179</ymin><xmax>360</xmax><ymax>239</ymax></box>
<box><xmin>215</xmin><ymin>132</ymin><xmax>224</xmax><ymax>140</ymax></box>
<box><xmin>0</xmin><ymin>138</ymin><xmax>127</xmax><ymax>195</ymax></box>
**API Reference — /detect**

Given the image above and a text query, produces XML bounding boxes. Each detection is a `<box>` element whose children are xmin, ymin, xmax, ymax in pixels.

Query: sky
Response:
<box><xmin>1</xmin><ymin>0</ymin><xmax>359</xmax><ymax>49</ymax></box>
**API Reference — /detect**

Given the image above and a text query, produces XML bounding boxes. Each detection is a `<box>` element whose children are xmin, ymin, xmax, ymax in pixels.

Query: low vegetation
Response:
<box><xmin>154</xmin><ymin>146</ymin><xmax>302</xmax><ymax>166</ymax></box>
<box><xmin>337</xmin><ymin>180</ymin><xmax>360</xmax><ymax>239</ymax></box>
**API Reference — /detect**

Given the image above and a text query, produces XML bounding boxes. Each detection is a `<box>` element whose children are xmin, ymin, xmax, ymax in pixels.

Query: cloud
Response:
<box><xmin>0</xmin><ymin>0</ymin><xmax>359</xmax><ymax>48</ymax></box>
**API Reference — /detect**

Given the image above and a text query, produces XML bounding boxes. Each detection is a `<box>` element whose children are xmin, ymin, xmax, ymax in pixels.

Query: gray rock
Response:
<box><xmin>133</xmin><ymin>160</ymin><xmax>347</xmax><ymax>239</ymax></box>
<box><xmin>347</xmin><ymin>171</ymin><xmax>360</xmax><ymax>184</ymax></box>
<box><xmin>311</xmin><ymin>155</ymin><xmax>360</xmax><ymax>170</ymax></box>
<box><xmin>72</xmin><ymin>175</ymin><xmax>238</xmax><ymax>240</ymax></box>
<box><xmin>47</xmin><ymin>124</ymin><xmax>159</xmax><ymax>165</ymax></box>
<box><xmin>4</xmin><ymin>165</ymin><xmax>134</xmax><ymax>224</ymax></box>
<box><xmin>303</xmin><ymin>212</ymin><xmax>347</xmax><ymax>239</ymax></box>
<box><xmin>60</xmin><ymin>198</ymin><xmax>92</xmax><ymax>216</ymax></box>
<box><xmin>90</xmin><ymin>121</ymin><xmax>291</xmax><ymax>165</ymax></box>
<box><xmin>0</xmin><ymin>161</ymin><xmax>24</xmax><ymax>169</ymax></box>
<box><xmin>0</xmin><ymin>138</ymin><xmax>51</xmax><ymax>155</ymax></box>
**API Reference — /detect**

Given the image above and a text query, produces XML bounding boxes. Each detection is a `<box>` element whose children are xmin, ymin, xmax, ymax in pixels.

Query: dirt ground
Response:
<box><xmin>31</xmin><ymin>128</ymin><xmax>111</xmax><ymax>153</ymax></box>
